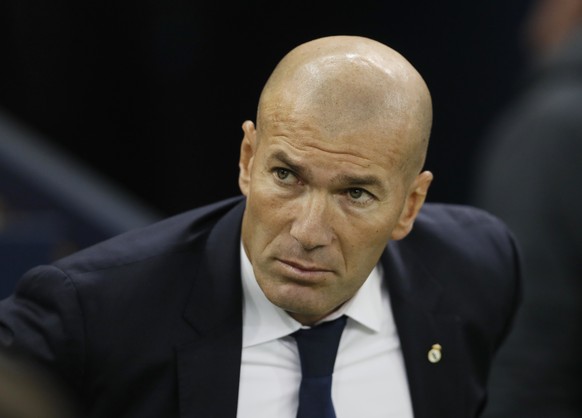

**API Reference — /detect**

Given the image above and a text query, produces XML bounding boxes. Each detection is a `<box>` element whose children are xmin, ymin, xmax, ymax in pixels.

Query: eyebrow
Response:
<box><xmin>271</xmin><ymin>150</ymin><xmax>385</xmax><ymax>192</ymax></box>
<box><xmin>271</xmin><ymin>150</ymin><xmax>312</xmax><ymax>179</ymax></box>
<box><xmin>331</xmin><ymin>173</ymin><xmax>384</xmax><ymax>190</ymax></box>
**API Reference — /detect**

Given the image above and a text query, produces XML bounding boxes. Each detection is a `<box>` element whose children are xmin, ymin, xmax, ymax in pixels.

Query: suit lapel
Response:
<box><xmin>177</xmin><ymin>200</ymin><xmax>246</xmax><ymax>418</ymax></box>
<box><xmin>382</xmin><ymin>241</ymin><xmax>466</xmax><ymax>418</ymax></box>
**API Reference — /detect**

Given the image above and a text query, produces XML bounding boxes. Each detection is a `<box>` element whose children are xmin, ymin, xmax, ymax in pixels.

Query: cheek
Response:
<box><xmin>245</xmin><ymin>184</ymin><xmax>293</xmax><ymax>247</ymax></box>
<box><xmin>346</xmin><ymin>234</ymin><xmax>387</xmax><ymax>265</ymax></box>
<box><xmin>249</xmin><ymin>168</ymin><xmax>303</xmax><ymax>224</ymax></box>
<box><xmin>342</xmin><ymin>217</ymin><xmax>395</xmax><ymax>270</ymax></box>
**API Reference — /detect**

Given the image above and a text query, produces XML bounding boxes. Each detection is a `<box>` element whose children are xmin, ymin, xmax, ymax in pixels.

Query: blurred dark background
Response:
<box><xmin>0</xmin><ymin>0</ymin><xmax>533</xmax><ymax>296</ymax></box>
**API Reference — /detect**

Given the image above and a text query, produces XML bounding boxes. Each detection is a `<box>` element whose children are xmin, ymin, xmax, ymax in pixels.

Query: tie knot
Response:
<box><xmin>293</xmin><ymin>316</ymin><xmax>347</xmax><ymax>378</ymax></box>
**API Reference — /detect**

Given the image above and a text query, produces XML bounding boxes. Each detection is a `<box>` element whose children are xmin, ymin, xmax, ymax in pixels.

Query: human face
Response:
<box><xmin>238</xmin><ymin>114</ymin><xmax>431</xmax><ymax>325</ymax></box>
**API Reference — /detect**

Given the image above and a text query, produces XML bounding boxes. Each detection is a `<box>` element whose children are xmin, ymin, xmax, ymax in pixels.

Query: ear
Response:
<box><xmin>238</xmin><ymin>120</ymin><xmax>257</xmax><ymax>196</ymax></box>
<box><xmin>390</xmin><ymin>170</ymin><xmax>433</xmax><ymax>241</ymax></box>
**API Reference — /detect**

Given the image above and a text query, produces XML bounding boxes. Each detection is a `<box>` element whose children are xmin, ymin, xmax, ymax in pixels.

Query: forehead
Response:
<box><xmin>258</xmin><ymin>105</ymin><xmax>410</xmax><ymax>172</ymax></box>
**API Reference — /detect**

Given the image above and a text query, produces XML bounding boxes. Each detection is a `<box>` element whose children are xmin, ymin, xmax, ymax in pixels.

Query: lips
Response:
<box><xmin>275</xmin><ymin>258</ymin><xmax>334</xmax><ymax>282</ymax></box>
<box><xmin>279</xmin><ymin>258</ymin><xmax>331</xmax><ymax>272</ymax></box>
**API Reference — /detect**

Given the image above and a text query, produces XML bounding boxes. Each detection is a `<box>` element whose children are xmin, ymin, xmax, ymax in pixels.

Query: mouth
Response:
<box><xmin>275</xmin><ymin>258</ymin><xmax>334</xmax><ymax>282</ymax></box>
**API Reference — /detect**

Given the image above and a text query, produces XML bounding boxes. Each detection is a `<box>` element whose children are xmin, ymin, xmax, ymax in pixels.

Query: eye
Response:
<box><xmin>346</xmin><ymin>188</ymin><xmax>374</xmax><ymax>206</ymax></box>
<box><xmin>272</xmin><ymin>167</ymin><xmax>298</xmax><ymax>184</ymax></box>
<box><xmin>275</xmin><ymin>168</ymin><xmax>291</xmax><ymax>180</ymax></box>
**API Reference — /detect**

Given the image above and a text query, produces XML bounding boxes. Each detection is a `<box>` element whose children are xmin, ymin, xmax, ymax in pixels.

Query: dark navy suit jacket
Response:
<box><xmin>0</xmin><ymin>196</ymin><xmax>521</xmax><ymax>417</ymax></box>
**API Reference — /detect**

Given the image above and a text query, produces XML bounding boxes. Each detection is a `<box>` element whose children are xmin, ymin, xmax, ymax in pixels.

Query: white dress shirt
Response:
<box><xmin>237</xmin><ymin>244</ymin><xmax>414</xmax><ymax>418</ymax></box>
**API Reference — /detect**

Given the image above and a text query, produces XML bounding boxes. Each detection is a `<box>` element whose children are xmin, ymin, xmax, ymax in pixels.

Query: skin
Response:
<box><xmin>238</xmin><ymin>35</ymin><xmax>433</xmax><ymax>325</ymax></box>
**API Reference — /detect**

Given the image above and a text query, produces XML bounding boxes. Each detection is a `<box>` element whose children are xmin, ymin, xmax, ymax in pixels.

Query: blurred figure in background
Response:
<box><xmin>472</xmin><ymin>0</ymin><xmax>582</xmax><ymax>416</ymax></box>
<box><xmin>0</xmin><ymin>350</ymin><xmax>76</xmax><ymax>418</ymax></box>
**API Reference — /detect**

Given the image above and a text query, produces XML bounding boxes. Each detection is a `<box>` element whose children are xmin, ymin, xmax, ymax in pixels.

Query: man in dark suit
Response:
<box><xmin>0</xmin><ymin>35</ymin><xmax>520</xmax><ymax>417</ymax></box>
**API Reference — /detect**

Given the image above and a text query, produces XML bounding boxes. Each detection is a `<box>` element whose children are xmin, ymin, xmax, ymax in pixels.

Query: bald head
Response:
<box><xmin>257</xmin><ymin>35</ymin><xmax>433</xmax><ymax>176</ymax></box>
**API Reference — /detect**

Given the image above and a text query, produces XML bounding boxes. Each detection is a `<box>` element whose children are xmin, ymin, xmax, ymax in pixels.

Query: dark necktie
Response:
<box><xmin>292</xmin><ymin>315</ymin><xmax>347</xmax><ymax>418</ymax></box>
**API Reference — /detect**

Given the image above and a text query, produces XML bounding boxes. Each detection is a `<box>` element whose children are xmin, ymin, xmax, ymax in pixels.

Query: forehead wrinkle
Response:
<box><xmin>261</xmin><ymin>111</ymin><xmax>319</xmax><ymax>141</ymax></box>
<box><xmin>267</xmin><ymin>144</ymin><xmax>393</xmax><ymax>193</ymax></box>
<box><xmin>261</xmin><ymin>102</ymin><xmax>408</xmax><ymax>173</ymax></box>
<box><xmin>270</xmin><ymin>137</ymin><xmax>377</xmax><ymax>170</ymax></box>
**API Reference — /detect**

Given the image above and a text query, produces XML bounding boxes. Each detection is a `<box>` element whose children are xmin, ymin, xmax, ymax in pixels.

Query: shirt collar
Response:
<box><xmin>240</xmin><ymin>242</ymin><xmax>384</xmax><ymax>348</ymax></box>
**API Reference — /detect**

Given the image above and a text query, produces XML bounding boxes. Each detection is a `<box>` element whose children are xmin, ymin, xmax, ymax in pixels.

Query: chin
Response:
<box><xmin>265</xmin><ymin>285</ymin><xmax>334</xmax><ymax>318</ymax></box>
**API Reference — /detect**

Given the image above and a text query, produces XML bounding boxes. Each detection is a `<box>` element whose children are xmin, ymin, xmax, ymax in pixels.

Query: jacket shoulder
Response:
<box><xmin>404</xmin><ymin>202</ymin><xmax>521</xmax><ymax>337</ymax></box>
<box><xmin>416</xmin><ymin>202</ymin><xmax>510</xmax><ymax>230</ymax></box>
<box><xmin>53</xmin><ymin>195</ymin><xmax>245</xmax><ymax>275</ymax></box>
<box><xmin>411</xmin><ymin>203</ymin><xmax>516</xmax><ymax>252</ymax></box>
<box><xmin>404</xmin><ymin>202</ymin><xmax>521</xmax><ymax>316</ymax></box>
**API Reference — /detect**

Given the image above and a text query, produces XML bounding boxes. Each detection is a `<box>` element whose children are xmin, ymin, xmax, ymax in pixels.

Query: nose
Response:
<box><xmin>290</xmin><ymin>193</ymin><xmax>334</xmax><ymax>251</ymax></box>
